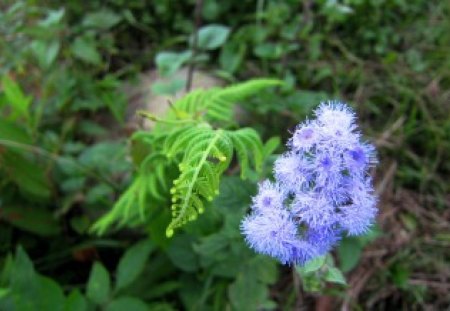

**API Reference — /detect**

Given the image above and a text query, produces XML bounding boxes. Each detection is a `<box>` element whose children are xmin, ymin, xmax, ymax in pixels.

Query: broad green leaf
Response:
<box><xmin>115</xmin><ymin>240</ymin><xmax>154</xmax><ymax>291</ymax></box>
<box><xmin>30</xmin><ymin>40</ymin><xmax>60</xmax><ymax>69</ymax></box>
<box><xmin>219</xmin><ymin>42</ymin><xmax>246</xmax><ymax>74</ymax></box>
<box><xmin>299</xmin><ymin>255</ymin><xmax>326</xmax><ymax>274</ymax></box>
<box><xmin>82</xmin><ymin>10</ymin><xmax>121</xmax><ymax>29</ymax></box>
<box><xmin>0</xmin><ymin>118</ymin><xmax>32</xmax><ymax>144</ymax></box>
<box><xmin>213</xmin><ymin>176</ymin><xmax>255</xmax><ymax>214</ymax></box>
<box><xmin>1</xmin><ymin>75</ymin><xmax>31</xmax><ymax>119</ymax></box>
<box><xmin>64</xmin><ymin>290</ymin><xmax>87</xmax><ymax>311</ymax></box>
<box><xmin>37</xmin><ymin>275</ymin><xmax>65</xmax><ymax>311</ymax></box>
<box><xmin>325</xmin><ymin>267</ymin><xmax>347</xmax><ymax>285</ymax></box>
<box><xmin>249</xmin><ymin>256</ymin><xmax>278</xmax><ymax>285</ymax></box>
<box><xmin>2</xmin><ymin>151</ymin><xmax>51</xmax><ymax>199</ymax></box>
<box><xmin>6</xmin><ymin>246</ymin><xmax>40</xmax><ymax>311</ymax></box>
<box><xmin>195</xmin><ymin>25</ymin><xmax>230</xmax><ymax>50</ymax></box>
<box><xmin>38</xmin><ymin>9</ymin><xmax>65</xmax><ymax>27</ymax></box>
<box><xmin>228</xmin><ymin>270</ymin><xmax>268</xmax><ymax>311</ymax></box>
<box><xmin>254</xmin><ymin>43</ymin><xmax>283</xmax><ymax>59</ymax></box>
<box><xmin>194</xmin><ymin>233</ymin><xmax>229</xmax><ymax>261</ymax></box>
<box><xmin>0</xmin><ymin>288</ymin><xmax>10</xmax><ymax>299</ymax></box>
<box><xmin>146</xmin><ymin>281</ymin><xmax>180</xmax><ymax>300</ymax></box>
<box><xmin>390</xmin><ymin>263</ymin><xmax>410</xmax><ymax>289</ymax></box>
<box><xmin>338</xmin><ymin>237</ymin><xmax>362</xmax><ymax>272</ymax></box>
<box><xmin>86</xmin><ymin>262</ymin><xmax>110</xmax><ymax>305</ymax></box>
<box><xmin>105</xmin><ymin>297</ymin><xmax>148</xmax><ymax>311</ymax></box>
<box><xmin>1</xmin><ymin>247</ymin><xmax>65</xmax><ymax>311</ymax></box>
<box><xmin>155</xmin><ymin>51</ymin><xmax>192</xmax><ymax>77</ymax></box>
<box><xmin>166</xmin><ymin>235</ymin><xmax>199</xmax><ymax>272</ymax></box>
<box><xmin>151</xmin><ymin>79</ymin><xmax>186</xmax><ymax>96</ymax></box>
<box><xmin>71</xmin><ymin>37</ymin><xmax>102</xmax><ymax>65</ymax></box>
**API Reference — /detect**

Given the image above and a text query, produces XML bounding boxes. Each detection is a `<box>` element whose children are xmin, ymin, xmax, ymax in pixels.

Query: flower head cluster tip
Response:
<box><xmin>241</xmin><ymin>101</ymin><xmax>378</xmax><ymax>265</ymax></box>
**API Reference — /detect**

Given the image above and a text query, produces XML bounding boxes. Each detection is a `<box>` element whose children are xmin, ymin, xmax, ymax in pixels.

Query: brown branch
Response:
<box><xmin>186</xmin><ymin>0</ymin><xmax>204</xmax><ymax>92</ymax></box>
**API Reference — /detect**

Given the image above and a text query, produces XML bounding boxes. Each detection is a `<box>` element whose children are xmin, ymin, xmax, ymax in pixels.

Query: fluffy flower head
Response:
<box><xmin>241</xmin><ymin>101</ymin><xmax>378</xmax><ymax>266</ymax></box>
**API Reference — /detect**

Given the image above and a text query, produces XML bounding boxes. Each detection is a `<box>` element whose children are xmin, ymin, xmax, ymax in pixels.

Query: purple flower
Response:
<box><xmin>274</xmin><ymin>153</ymin><xmax>311</xmax><ymax>191</ymax></box>
<box><xmin>306</xmin><ymin>226</ymin><xmax>341</xmax><ymax>255</ymax></box>
<box><xmin>241</xmin><ymin>209</ymin><xmax>315</xmax><ymax>264</ymax></box>
<box><xmin>290</xmin><ymin>123</ymin><xmax>318</xmax><ymax>151</ymax></box>
<box><xmin>241</xmin><ymin>101</ymin><xmax>378</xmax><ymax>266</ymax></box>
<box><xmin>252</xmin><ymin>181</ymin><xmax>285</xmax><ymax>212</ymax></box>
<box><xmin>344</xmin><ymin>143</ymin><xmax>377</xmax><ymax>175</ymax></box>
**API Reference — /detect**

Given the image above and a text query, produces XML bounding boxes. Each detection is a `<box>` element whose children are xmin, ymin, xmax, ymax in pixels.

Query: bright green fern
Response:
<box><xmin>91</xmin><ymin>79</ymin><xmax>282</xmax><ymax>236</ymax></box>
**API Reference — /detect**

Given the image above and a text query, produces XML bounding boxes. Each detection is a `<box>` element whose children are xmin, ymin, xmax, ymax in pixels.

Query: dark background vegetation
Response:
<box><xmin>0</xmin><ymin>0</ymin><xmax>449</xmax><ymax>310</ymax></box>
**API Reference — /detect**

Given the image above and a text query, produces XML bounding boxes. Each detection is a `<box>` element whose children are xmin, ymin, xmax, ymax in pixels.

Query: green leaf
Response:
<box><xmin>115</xmin><ymin>240</ymin><xmax>154</xmax><ymax>291</ymax></box>
<box><xmin>37</xmin><ymin>275</ymin><xmax>65</xmax><ymax>311</ymax></box>
<box><xmin>105</xmin><ymin>297</ymin><xmax>148</xmax><ymax>311</ymax></box>
<box><xmin>0</xmin><ymin>118</ymin><xmax>32</xmax><ymax>144</ymax></box>
<box><xmin>0</xmin><ymin>206</ymin><xmax>61</xmax><ymax>236</ymax></box>
<box><xmin>228</xmin><ymin>270</ymin><xmax>269</xmax><ymax>311</ymax></box>
<box><xmin>64</xmin><ymin>290</ymin><xmax>87</xmax><ymax>311</ymax></box>
<box><xmin>2</xmin><ymin>151</ymin><xmax>51</xmax><ymax>199</ymax></box>
<box><xmin>390</xmin><ymin>263</ymin><xmax>410</xmax><ymax>289</ymax></box>
<box><xmin>298</xmin><ymin>255</ymin><xmax>326</xmax><ymax>274</ymax></box>
<box><xmin>195</xmin><ymin>24</ymin><xmax>230</xmax><ymax>50</ymax></box>
<box><xmin>30</xmin><ymin>40</ymin><xmax>60</xmax><ymax>69</ymax></box>
<box><xmin>82</xmin><ymin>10</ymin><xmax>121</xmax><ymax>29</ymax></box>
<box><xmin>86</xmin><ymin>262</ymin><xmax>110</xmax><ymax>305</ymax></box>
<box><xmin>166</xmin><ymin>235</ymin><xmax>199</xmax><ymax>272</ymax></box>
<box><xmin>0</xmin><ymin>288</ymin><xmax>10</xmax><ymax>299</ymax></box>
<box><xmin>254</xmin><ymin>43</ymin><xmax>283</xmax><ymax>59</ymax></box>
<box><xmin>1</xmin><ymin>75</ymin><xmax>32</xmax><ymax>119</ymax></box>
<box><xmin>71</xmin><ymin>37</ymin><xmax>102</xmax><ymax>65</ymax></box>
<box><xmin>338</xmin><ymin>237</ymin><xmax>362</xmax><ymax>272</ymax></box>
<box><xmin>155</xmin><ymin>51</ymin><xmax>192</xmax><ymax>77</ymax></box>
<box><xmin>249</xmin><ymin>257</ymin><xmax>278</xmax><ymax>285</ymax></box>
<box><xmin>38</xmin><ymin>9</ymin><xmax>65</xmax><ymax>27</ymax></box>
<box><xmin>219</xmin><ymin>42</ymin><xmax>246</xmax><ymax>74</ymax></box>
<box><xmin>151</xmin><ymin>79</ymin><xmax>186</xmax><ymax>96</ymax></box>
<box><xmin>325</xmin><ymin>267</ymin><xmax>347</xmax><ymax>285</ymax></box>
<box><xmin>2</xmin><ymin>247</ymin><xmax>66</xmax><ymax>311</ymax></box>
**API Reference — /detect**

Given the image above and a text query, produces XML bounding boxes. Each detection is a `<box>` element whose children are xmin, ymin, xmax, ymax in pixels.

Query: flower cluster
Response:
<box><xmin>241</xmin><ymin>101</ymin><xmax>378</xmax><ymax>265</ymax></box>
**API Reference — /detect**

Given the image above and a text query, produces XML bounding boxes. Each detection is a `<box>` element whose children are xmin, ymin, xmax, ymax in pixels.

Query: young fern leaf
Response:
<box><xmin>90</xmin><ymin>151</ymin><xmax>172</xmax><ymax>235</ymax></box>
<box><xmin>227</xmin><ymin>128</ymin><xmax>264</xmax><ymax>179</ymax></box>
<box><xmin>91</xmin><ymin>78</ymin><xmax>282</xmax><ymax>236</ymax></box>
<box><xmin>165</xmin><ymin>79</ymin><xmax>282</xmax><ymax>124</ymax></box>
<box><xmin>206</xmin><ymin>79</ymin><xmax>282</xmax><ymax>122</ymax></box>
<box><xmin>166</xmin><ymin>128</ymin><xmax>233</xmax><ymax>237</ymax></box>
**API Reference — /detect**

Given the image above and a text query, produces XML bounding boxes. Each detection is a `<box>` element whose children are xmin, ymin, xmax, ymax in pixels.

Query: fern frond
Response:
<box><xmin>227</xmin><ymin>128</ymin><xmax>265</xmax><ymax>179</ymax></box>
<box><xmin>166</xmin><ymin>129</ymin><xmax>233</xmax><ymax>237</ymax></box>
<box><xmin>92</xmin><ymin>79</ymin><xmax>281</xmax><ymax>236</ymax></box>
<box><xmin>206</xmin><ymin>79</ymin><xmax>282</xmax><ymax>122</ymax></box>
<box><xmin>90</xmin><ymin>151</ymin><xmax>173</xmax><ymax>235</ymax></box>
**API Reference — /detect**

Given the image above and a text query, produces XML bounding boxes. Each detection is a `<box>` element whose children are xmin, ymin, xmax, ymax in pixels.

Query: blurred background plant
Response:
<box><xmin>0</xmin><ymin>0</ymin><xmax>449</xmax><ymax>310</ymax></box>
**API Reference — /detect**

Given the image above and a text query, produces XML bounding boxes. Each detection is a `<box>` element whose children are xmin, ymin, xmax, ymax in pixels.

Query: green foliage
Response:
<box><xmin>92</xmin><ymin>79</ymin><xmax>282</xmax><ymax>236</ymax></box>
<box><xmin>87</xmin><ymin>262</ymin><xmax>111</xmax><ymax>305</ymax></box>
<box><xmin>115</xmin><ymin>241</ymin><xmax>155</xmax><ymax>291</ymax></box>
<box><xmin>296</xmin><ymin>255</ymin><xmax>347</xmax><ymax>293</ymax></box>
<box><xmin>1</xmin><ymin>0</ymin><xmax>448</xmax><ymax>309</ymax></box>
<box><xmin>194</xmin><ymin>24</ymin><xmax>230</xmax><ymax>50</ymax></box>
<box><xmin>0</xmin><ymin>247</ymin><xmax>65</xmax><ymax>311</ymax></box>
